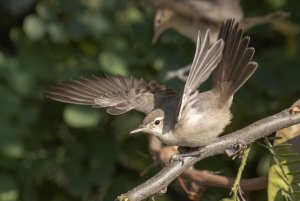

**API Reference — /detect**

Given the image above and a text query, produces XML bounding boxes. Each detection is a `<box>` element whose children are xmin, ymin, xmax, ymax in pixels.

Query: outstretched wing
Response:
<box><xmin>177</xmin><ymin>30</ymin><xmax>224</xmax><ymax>121</ymax></box>
<box><xmin>46</xmin><ymin>75</ymin><xmax>176</xmax><ymax>115</ymax></box>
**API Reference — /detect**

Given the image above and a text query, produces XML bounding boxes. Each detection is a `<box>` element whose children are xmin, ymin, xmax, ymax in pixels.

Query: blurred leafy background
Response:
<box><xmin>0</xmin><ymin>0</ymin><xmax>299</xmax><ymax>200</ymax></box>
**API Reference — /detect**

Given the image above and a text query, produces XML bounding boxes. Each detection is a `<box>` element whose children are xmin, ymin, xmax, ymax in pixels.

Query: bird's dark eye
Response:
<box><xmin>154</xmin><ymin>120</ymin><xmax>160</xmax><ymax>125</ymax></box>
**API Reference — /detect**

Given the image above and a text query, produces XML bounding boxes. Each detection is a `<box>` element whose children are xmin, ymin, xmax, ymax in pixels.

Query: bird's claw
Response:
<box><xmin>225</xmin><ymin>141</ymin><xmax>247</xmax><ymax>159</ymax></box>
<box><xmin>169</xmin><ymin>154</ymin><xmax>186</xmax><ymax>165</ymax></box>
<box><xmin>168</xmin><ymin>147</ymin><xmax>203</xmax><ymax>165</ymax></box>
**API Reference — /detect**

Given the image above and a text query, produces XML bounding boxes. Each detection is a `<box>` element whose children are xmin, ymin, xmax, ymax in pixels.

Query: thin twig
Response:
<box><xmin>164</xmin><ymin>64</ymin><xmax>191</xmax><ymax>81</ymax></box>
<box><xmin>231</xmin><ymin>146</ymin><xmax>251</xmax><ymax>201</ymax></box>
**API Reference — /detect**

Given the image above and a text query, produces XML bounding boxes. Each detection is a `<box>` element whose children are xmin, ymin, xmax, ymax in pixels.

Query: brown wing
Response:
<box><xmin>46</xmin><ymin>75</ymin><xmax>176</xmax><ymax>115</ymax></box>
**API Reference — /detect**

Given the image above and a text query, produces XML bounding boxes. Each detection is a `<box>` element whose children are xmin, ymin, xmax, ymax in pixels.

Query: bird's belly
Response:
<box><xmin>174</xmin><ymin>107</ymin><xmax>232</xmax><ymax>147</ymax></box>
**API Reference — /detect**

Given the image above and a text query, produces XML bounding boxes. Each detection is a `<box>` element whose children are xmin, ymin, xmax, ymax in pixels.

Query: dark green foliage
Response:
<box><xmin>0</xmin><ymin>0</ymin><xmax>299</xmax><ymax>200</ymax></box>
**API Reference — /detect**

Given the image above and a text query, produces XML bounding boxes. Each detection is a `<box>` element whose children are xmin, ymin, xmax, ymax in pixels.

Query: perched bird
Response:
<box><xmin>152</xmin><ymin>5</ymin><xmax>289</xmax><ymax>44</ymax></box>
<box><xmin>47</xmin><ymin>19</ymin><xmax>258</xmax><ymax>148</ymax></box>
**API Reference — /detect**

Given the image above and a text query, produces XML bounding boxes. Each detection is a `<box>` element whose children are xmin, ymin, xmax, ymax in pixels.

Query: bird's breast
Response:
<box><xmin>173</xmin><ymin>100</ymin><xmax>232</xmax><ymax>147</ymax></box>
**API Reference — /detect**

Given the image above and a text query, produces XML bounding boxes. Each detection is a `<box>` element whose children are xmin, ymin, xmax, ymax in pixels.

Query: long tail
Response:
<box><xmin>212</xmin><ymin>19</ymin><xmax>258</xmax><ymax>102</ymax></box>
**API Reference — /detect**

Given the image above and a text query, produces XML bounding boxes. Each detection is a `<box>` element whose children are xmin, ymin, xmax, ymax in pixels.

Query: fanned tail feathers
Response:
<box><xmin>213</xmin><ymin>19</ymin><xmax>258</xmax><ymax>102</ymax></box>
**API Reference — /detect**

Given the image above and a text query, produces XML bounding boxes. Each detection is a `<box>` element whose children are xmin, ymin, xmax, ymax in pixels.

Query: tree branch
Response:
<box><xmin>116</xmin><ymin>107</ymin><xmax>300</xmax><ymax>201</ymax></box>
<box><xmin>182</xmin><ymin>169</ymin><xmax>267</xmax><ymax>191</ymax></box>
<box><xmin>148</xmin><ymin>135</ymin><xmax>267</xmax><ymax>193</ymax></box>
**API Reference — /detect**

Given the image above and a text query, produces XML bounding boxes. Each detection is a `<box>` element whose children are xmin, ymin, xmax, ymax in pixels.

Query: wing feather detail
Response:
<box><xmin>47</xmin><ymin>75</ymin><xmax>176</xmax><ymax>115</ymax></box>
<box><xmin>177</xmin><ymin>30</ymin><xmax>224</xmax><ymax>121</ymax></box>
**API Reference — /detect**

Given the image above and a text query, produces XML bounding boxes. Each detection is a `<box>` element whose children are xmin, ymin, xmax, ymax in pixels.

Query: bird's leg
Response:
<box><xmin>169</xmin><ymin>147</ymin><xmax>203</xmax><ymax>164</ymax></box>
<box><xmin>178</xmin><ymin>146</ymin><xmax>202</xmax><ymax>156</ymax></box>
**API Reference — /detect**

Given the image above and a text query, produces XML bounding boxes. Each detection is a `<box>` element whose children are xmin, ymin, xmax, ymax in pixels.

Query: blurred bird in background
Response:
<box><xmin>148</xmin><ymin>0</ymin><xmax>289</xmax><ymax>81</ymax></box>
<box><xmin>151</xmin><ymin>0</ymin><xmax>289</xmax><ymax>44</ymax></box>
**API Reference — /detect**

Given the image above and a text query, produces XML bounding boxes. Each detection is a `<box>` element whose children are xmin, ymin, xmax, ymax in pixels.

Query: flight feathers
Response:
<box><xmin>47</xmin><ymin>75</ymin><xmax>175</xmax><ymax>115</ymax></box>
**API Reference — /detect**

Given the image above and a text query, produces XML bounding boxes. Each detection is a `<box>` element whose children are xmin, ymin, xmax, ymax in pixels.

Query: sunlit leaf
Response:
<box><xmin>2</xmin><ymin>143</ymin><xmax>24</xmax><ymax>159</ymax></box>
<box><xmin>23</xmin><ymin>15</ymin><xmax>46</xmax><ymax>40</ymax></box>
<box><xmin>268</xmin><ymin>124</ymin><xmax>300</xmax><ymax>201</ymax></box>
<box><xmin>63</xmin><ymin>105</ymin><xmax>102</xmax><ymax>128</ymax></box>
<box><xmin>98</xmin><ymin>52</ymin><xmax>128</xmax><ymax>75</ymax></box>
<box><xmin>125</xmin><ymin>7</ymin><xmax>144</xmax><ymax>23</ymax></box>
<box><xmin>0</xmin><ymin>174</ymin><xmax>18</xmax><ymax>201</ymax></box>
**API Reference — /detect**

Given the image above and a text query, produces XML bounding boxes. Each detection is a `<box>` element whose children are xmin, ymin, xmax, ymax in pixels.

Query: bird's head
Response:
<box><xmin>152</xmin><ymin>8</ymin><xmax>175</xmax><ymax>44</ymax></box>
<box><xmin>130</xmin><ymin>109</ymin><xmax>165</xmax><ymax>136</ymax></box>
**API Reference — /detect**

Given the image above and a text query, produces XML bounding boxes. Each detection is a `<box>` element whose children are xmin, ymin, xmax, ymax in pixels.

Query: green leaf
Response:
<box><xmin>221</xmin><ymin>198</ymin><xmax>235</xmax><ymax>201</ymax></box>
<box><xmin>268</xmin><ymin>165</ymin><xmax>291</xmax><ymax>201</ymax></box>
<box><xmin>125</xmin><ymin>7</ymin><xmax>144</xmax><ymax>23</ymax></box>
<box><xmin>277</xmin><ymin>153</ymin><xmax>298</xmax><ymax>157</ymax></box>
<box><xmin>282</xmin><ymin>159</ymin><xmax>300</xmax><ymax>166</ymax></box>
<box><xmin>63</xmin><ymin>133</ymin><xmax>116</xmax><ymax>196</ymax></box>
<box><xmin>274</xmin><ymin>144</ymin><xmax>293</xmax><ymax>148</ymax></box>
<box><xmin>9</xmin><ymin>70</ymin><xmax>34</xmax><ymax>97</ymax></box>
<box><xmin>0</xmin><ymin>86</ymin><xmax>20</xmax><ymax>117</ymax></box>
<box><xmin>267</xmin><ymin>125</ymin><xmax>300</xmax><ymax>201</ymax></box>
<box><xmin>23</xmin><ymin>15</ymin><xmax>46</xmax><ymax>40</ymax></box>
<box><xmin>63</xmin><ymin>105</ymin><xmax>102</xmax><ymax>128</ymax></box>
<box><xmin>36</xmin><ymin>3</ymin><xmax>56</xmax><ymax>21</ymax></box>
<box><xmin>287</xmin><ymin>170</ymin><xmax>300</xmax><ymax>175</ymax></box>
<box><xmin>266</xmin><ymin>0</ymin><xmax>286</xmax><ymax>9</ymax></box>
<box><xmin>47</xmin><ymin>23</ymin><xmax>68</xmax><ymax>43</ymax></box>
<box><xmin>78</xmin><ymin>13</ymin><xmax>109</xmax><ymax>37</ymax></box>
<box><xmin>0</xmin><ymin>174</ymin><xmax>18</xmax><ymax>201</ymax></box>
<box><xmin>98</xmin><ymin>52</ymin><xmax>128</xmax><ymax>75</ymax></box>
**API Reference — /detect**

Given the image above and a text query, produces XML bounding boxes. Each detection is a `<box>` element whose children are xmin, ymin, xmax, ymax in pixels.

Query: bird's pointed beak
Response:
<box><xmin>130</xmin><ymin>125</ymin><xmax>146</xmax><ymax>134</ymax></box>
<box><xmin>151</xmin><ymin>31</ymin><xmax>160</xmax><ymax>44</ymax></box>
<box><xmin>151</xmin><ymin>27</ymin><xmax>164</xmax><ymax>44</ymax></box>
